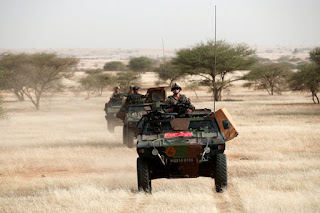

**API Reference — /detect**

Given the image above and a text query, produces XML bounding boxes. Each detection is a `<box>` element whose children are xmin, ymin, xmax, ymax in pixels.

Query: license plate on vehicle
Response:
<box><xmin>170</xmin><ymin>158</ymin><xmax>194</xmax><ymax>163</ymax></box>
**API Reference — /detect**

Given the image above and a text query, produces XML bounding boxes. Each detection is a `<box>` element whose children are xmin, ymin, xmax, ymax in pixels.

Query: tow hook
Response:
<box><xmin>152</xmin><ymin>148</ymin><xmax>166</xmax><ymax>165</ymax></box>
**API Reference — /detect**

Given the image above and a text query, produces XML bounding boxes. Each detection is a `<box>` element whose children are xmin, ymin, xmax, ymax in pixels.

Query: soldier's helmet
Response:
<box><xmin>133</xmin><ymin>86</ymin><xmax>140</xmax><ymax>91</ymax></box>
<box><xmin>114</xmin><ymin>86</ymin><xmax>120</xmax><ymax>90</ymax></box>
<box><xmin>171</xmin><ymin>83</ymin><xmax>182</xmax><ymax>91</ymax></box>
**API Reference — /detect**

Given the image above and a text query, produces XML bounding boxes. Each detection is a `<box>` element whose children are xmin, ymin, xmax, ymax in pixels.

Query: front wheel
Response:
<box><xmin>137</xmin><ymin>158</ymin><xmax>151</xmax><ymax>193</ymax></box>
<box><xmin>122</xmin><ymin>125</ymin><xmax>127</xmax><ymax>146</ymax></box>
<box><xmin>108</xmin><ymin>121</ymin><xmax>114</xmax><ymax>133</ymax></box>
<box><xmin>127</xmin><ymin>127</ymin><xmax>135</xmax><ymax>148</ymax></box>
<box><xmin>214</xmin><ymin>153</ymin><xmax>227</xmax><ymax>193</ymax></box>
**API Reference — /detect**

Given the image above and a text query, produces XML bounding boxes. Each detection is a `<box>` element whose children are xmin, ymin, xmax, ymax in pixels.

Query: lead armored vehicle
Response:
<box><xmin>136</xmin><ymin>102</ymin><xmax>236</xmax><ymax>193</ymax></box>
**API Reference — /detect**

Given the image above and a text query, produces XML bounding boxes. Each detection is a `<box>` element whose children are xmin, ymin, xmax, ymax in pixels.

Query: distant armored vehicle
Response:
<box><xmin>104</xmin><ymin>94</ymin><xmax>125</xmax><ymax>133</ymax></box>
<box><xmin>136</xmin><ymin>102</ymin><xmax>237</xmax><ymax>193</ymax></box>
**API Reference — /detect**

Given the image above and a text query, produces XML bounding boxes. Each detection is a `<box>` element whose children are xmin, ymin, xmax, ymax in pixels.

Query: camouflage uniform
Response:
<box><xmin>111</xmin><ymin>91</ymin><xmax>121</xmax><ymax>99</ymax></box>
<box><xmin>166</xmin><ymin>94</ymin><xmax>193</xmax><ymax>107</ymax></box>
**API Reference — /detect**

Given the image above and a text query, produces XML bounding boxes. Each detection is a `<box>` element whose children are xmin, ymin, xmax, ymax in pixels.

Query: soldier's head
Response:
<box><xmin>171</xmin><ymin>83</ymin><xmax>182</xmax><ymax>95</ymax></box>
<box><xmin>133</xmin><ymin>86</ymin><xmax>140</xmax><ymax>94</ymax></box>
<box><xmin>114</xmin><ymin>86</ymin><xmax>120</xmax><ymax>93</ymax></box>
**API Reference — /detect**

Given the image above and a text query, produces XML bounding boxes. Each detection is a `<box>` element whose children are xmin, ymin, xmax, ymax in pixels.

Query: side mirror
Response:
<box><xmin>222</xmin><ymin>120</ymin><xmax>230</xmax><ymax>130</ymax></box>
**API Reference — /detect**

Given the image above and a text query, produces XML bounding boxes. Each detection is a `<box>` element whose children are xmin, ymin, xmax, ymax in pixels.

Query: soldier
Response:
<box><xmin>117</xmin><ymin>86</ymin><xmax>145</xmax><ymax>120</ymax></box>
<box><xmin>166</xmin><ymin>83</ymin><xmax>195</xmax><ymax>114</ymax></box>
<box><xmin>125</xmin><ymin>86</ymin><xmax>145</xmax><ymax>104</ymax></box>
<box><xmin>110</xmin><ymin>86</ymin><xmax>121</xmax><ymax>99</ymax></box>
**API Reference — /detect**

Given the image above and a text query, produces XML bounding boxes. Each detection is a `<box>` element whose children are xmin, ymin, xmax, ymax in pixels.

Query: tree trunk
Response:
<box><xmin>193</xmin><ymin>90</ymin><xmax>199</xmax><ymax>99</ymax></box>
<box><xmin>35</xmin><ymin>93</ymin><xmax>41</xmax><ymax>110</ymax></box>
<box><xmin>13</xmin><ymin>89</ymin><xmax>25</xmax><ymax>101</ymax></box>
<box><xmin>314</xmin><ymin>92</ymin><xmax>320</xmax><ymax>104</ymax></box>
<box><xmin>312</xmin><ymin>93</ymin><xmax>316</xmax><ymax>103</ymax></box>
<box><xmin>211</xmin><ymin>77</ymin><xmax>220</xmax><ymax>102</ymax></box>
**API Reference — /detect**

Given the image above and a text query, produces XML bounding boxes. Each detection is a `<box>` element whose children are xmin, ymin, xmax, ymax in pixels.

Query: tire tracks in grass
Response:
<box><xmin>211</xmin><ymin>177</ymin><xmax>246</xmax><ymax>213</ymax></box>
<box><xmin>119</xmin><ymin>190</ymin><xmax>152</xmax><ymax>213</ymax></box>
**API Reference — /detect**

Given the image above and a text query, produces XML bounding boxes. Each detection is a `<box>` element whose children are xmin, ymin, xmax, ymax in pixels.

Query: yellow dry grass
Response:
<box><xmin>0</xmin><ymin>75</ymin><xmax>320</xmax><ymax>213</ymax></box>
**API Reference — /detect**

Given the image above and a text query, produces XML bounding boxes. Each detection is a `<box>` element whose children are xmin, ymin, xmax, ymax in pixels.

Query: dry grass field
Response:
<box><xmin>1</xmin><ymin>73</ymin><xmax>320</xmax><ymax>213</ymax></box>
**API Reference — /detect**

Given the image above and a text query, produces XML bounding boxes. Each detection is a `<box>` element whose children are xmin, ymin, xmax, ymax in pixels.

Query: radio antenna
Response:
<box><xmin>213</xmin><ymin>5</ymin><xmax>217</xmax><ymax>117</ymax></box>
<box><xmin>162</xmin><ymin>37</ymin><xmax>166</xmax><ymax>67</ymax></box>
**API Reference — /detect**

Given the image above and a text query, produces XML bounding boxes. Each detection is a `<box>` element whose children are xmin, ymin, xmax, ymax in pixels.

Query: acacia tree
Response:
<box><xmin>79</xmin><ymin>73</ymin><xmax>116</xmax><ymax>98</ymax></box>
<box><xmin>0</xmin><ymin>53</ymin><xmax>29</xmax><ymax>101</ymax></box>
<box><xmin>23</xmin><ymin>53</ymin><xmax>78</xmax><ymax>110</ymax></box>
<box><xmin>128</xmin><ymin>56</ymin><xmax>154</xmax><ymax>72</ymax></box>
<box><xmin>154</xmin><ymin>61</ymin><xmax>185</xmax><ymax>87</ymax></box>
<box><xmin>116</xmin><ymin>71</ymin><xmax>141</xmax><ymax>92</ymax></box>
<box><xmin>310</xmin><ymin>47</ymin><xmax>320</xmax><ymax>65</ymax></box>
<box><xmin>289</xmin><ymin>47</ymin><xmax>320</xmax><ymax>104</ymax></box>
<box><xmin>103</xmin><ymin>61</ymin><xmax>126</xmax><ymax>71</ymax></box>
<box><xmin>0</xmin><ymin>70</ymin><xmax>5</xmax><ymax>118</ymax></box>
<box><xmin>172</xmin><ymin>40</ymin><xmax>256</xmax><ymax>101</ymax></box>
<box><xmin>290</xmin><ymin>63</ymin><xmax>320</xmax><ymax>104</ymax></box>
<box><xmin>243</xmin><ymin>63</ymin><xmax>292</xmax><ymax>95</ymax></box>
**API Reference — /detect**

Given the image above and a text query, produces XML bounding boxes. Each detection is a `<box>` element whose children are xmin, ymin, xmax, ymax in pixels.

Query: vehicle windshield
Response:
<box><xmin>143</xmin><ymin>118</ymin><xmax>217</xmax><ymax>135</ymax></box>
<box><xmin>110</xmin><ymin>98</ymin><xmax>123</xmax><ymax>106</ymax></box>
<box><xmin>128</xmin><ymin>105</ymin><xmax>151</xmax><ymax>114</ymax></box>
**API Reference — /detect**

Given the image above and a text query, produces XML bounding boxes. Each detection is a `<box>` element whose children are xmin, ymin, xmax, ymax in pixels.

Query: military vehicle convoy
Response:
<box><xmin>136</xmin><ymin>102</ymin><xmax>237</xmax><ymax>193</ymax></box>
<box><xmin>104</xmin><ymin>85</ymin><xmax>237</xmax><ymax>193</ymax></box>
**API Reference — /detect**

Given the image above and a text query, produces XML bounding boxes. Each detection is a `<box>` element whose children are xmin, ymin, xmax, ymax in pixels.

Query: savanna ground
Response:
<box><xmin>0</xmin><ymin>73</ymin><xmax>320</xmax><ymax>213</ymax></box>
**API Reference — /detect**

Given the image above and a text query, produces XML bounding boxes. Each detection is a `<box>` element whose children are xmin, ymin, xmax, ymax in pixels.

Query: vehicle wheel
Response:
<box><xmin>214</xmin><ymin>153</ymin><xmax>227</xmax><ymax>193</ymax></box>
<box><xmin>108</xmin><ymin>121</ymin><xmax>114</xmax><ymax>133</ymax></box>
<box><xmin>127</xmin><ymin>127</ymin><xmax>135</xmax><ymax>148</ymax></box>
<box><xmin>137</xmin><ymin>158</ymin><xmax>151</xmax><ymax>193</ymax></box>
<box><xmin>123</xmin><ymin>125</ymin><xmax>127</xmax><ymax>146</ymax></box>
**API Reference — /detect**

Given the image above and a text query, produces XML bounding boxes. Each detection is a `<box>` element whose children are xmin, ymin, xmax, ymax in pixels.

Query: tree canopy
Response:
<box><xmin>116</xmin><ymin>71</ymin><xmax>141</xmax><ymax>92</ymax></box>
<box><xmin>79</xmin><ymin>73</ymin><xmax>116</xmax><ymax>98</ymax></box>
<box><xmin>289</xmin><ymin>47</ymin><xmax>320</xmax><ymax>104</ymax></box>
<box><xmin>310</xmin><ymin>47</ymin><xmax>320</xmax><ymax>66</ymax></box>
<box><xmin>0</xmin><ymin>53</ymin><xmax>79</xmax><ymax>110</ymax></box>
<box><xmin>244</xmin><ymin>63</ymin><xmax>292</xmax><ymax>95</ymax></box>
<box><xmin>128</xmin><ymin>56</ymin><xmax>154</xmax><ymax>72</ymax></box>
<box><xmin>103</xmin><ymin>61</ymin><xmax>126</xmax><ymax>71</ymax></box>
<box><xmin>154</xmin><ymin>61</ymin><xmax>185</xmax><ymax>87</ymax></box>
<box><xmin>0</xmin><ymin>53</ymin><xmax>30</xmax><ymax>101</ymax></box>
<box><xmin>172</xmin><ymin>40</ymin><xmax>256</xmax><ymax>101</ymax></box>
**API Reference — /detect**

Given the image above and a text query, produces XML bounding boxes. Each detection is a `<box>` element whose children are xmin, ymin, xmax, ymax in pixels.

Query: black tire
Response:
<box><xmin>108</xmin><ymin>121</ymin><xmax>114</xmax><ymax>133</ymax></box>
<box><xmin>127</xmin><ymin>127</ymin><xmax>135</xmax><ymax>148</ymax></box>
<box><xmin>122</xmin><ymin>125</ymin><xmax>127</xmax><ymax>146</ymax></box>
<box><xmin>214</xmin><ymin>153</ymin><xmax>228</xmax><ymax>193</ymax></box>
<box><xmin>137</xmin><ymin>158</ymin><xmax>151</xmax><ymax>193</ymax></box>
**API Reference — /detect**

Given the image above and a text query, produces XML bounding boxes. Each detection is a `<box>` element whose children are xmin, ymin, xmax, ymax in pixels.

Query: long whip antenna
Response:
<box><xmin>162</xmin><ymin>37</ymin><xmax>166</xmax><ymax>67</ymax></box>
<box><xmin>162</xmin><ymin>37</ymin><xmax>167</xmax><ymax>86</ymax></box>
<box><xmin>213</xmin><ymin>5</ymin><xmax>217</xmax><ymax>116</ymax></box>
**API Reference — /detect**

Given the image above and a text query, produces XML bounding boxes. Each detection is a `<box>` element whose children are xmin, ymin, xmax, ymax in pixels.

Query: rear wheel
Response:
<box><xmin>214</xmin><ymin>153</ymin><xmax>227</xmax><ymax>193</ymax></box>
<box><xmin>127</xmin><ymin>127</ymin><xmax>135</xmax><ymax>148</ymax></box>
<box><xmin>122</xmin><ymin>125</ymin><xmax>127</xmax><ymax>146</ymax></box>
<box><xmin>108</xmin><ymin>121</ymin><xmax>114</xmax><ymax>133</ymax></box>
<box><xmin>137</xmin><ymin>158</ymin><xmax>151</xmax><ymax>193</ymax></box>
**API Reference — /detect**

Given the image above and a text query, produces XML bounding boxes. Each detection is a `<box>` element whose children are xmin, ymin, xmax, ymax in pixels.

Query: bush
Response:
<box><xmin>103</xmin><ymin>61</ymin><xmax>126</xmax><ymax>71</ymax></box>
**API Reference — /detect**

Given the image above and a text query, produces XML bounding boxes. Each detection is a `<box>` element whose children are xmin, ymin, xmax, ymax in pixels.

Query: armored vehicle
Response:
<box><xmin>119</xmin><ymin>87</ymin><xmax>167</xmax><ymax>148</ymax></box>
<box><xmin>123</xmin><ymin>104</ymin><xmax>151</xmax><ymax>148</ymax></box>
<box><xmin>136</xmin><ymin>103</ymin><xmax>235</xmax><ymax>193</ymax></box>
<box><xmin>104</xmin><ymin>94</ymin><xmax>125</xmax><ymax>133</ymax></box>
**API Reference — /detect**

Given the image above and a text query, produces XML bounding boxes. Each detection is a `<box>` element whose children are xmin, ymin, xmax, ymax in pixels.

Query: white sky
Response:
<box><xmin>0</xmin><ymin>0</ymin><xmax>319</xmax><ymax>48</ymax></box>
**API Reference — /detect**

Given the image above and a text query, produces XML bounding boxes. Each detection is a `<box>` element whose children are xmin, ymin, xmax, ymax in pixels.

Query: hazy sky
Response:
<box><xmin>1</xmin><ymin>0</ymin><xmax>319</xmax><ymax>48</ymax></box>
